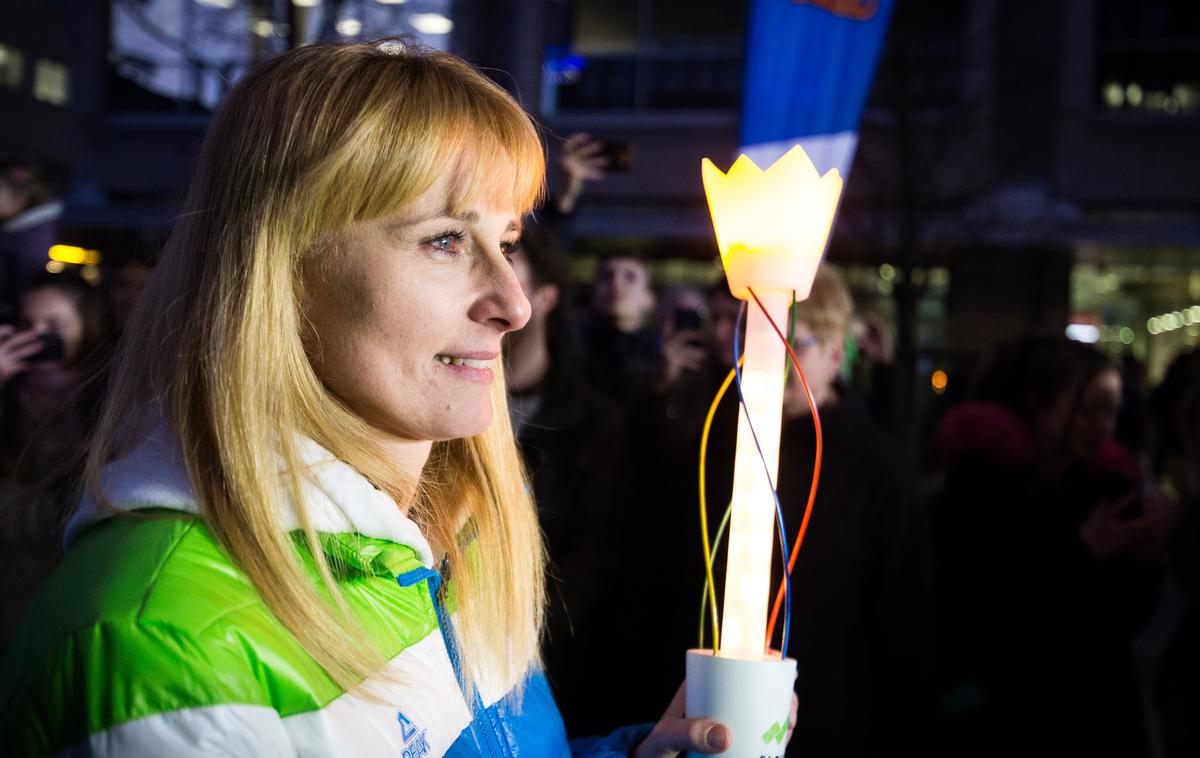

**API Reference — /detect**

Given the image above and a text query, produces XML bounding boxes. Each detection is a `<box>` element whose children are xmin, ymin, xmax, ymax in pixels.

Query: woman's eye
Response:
<box><xmin>500</xmin><ymin>239</ymin><xmax>521</xmax><ymax>263</ymax></box>
<box><xmin>427</xmin><ymin>231</ymin><xmax>465</xmax><ymax>254</ymax></box>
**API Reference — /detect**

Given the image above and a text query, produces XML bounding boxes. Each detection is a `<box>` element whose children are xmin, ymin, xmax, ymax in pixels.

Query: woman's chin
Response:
<box><xmin>424</xmin><ymin>407</ymin><xmax>495</xmax><ymax>442</ymax></box>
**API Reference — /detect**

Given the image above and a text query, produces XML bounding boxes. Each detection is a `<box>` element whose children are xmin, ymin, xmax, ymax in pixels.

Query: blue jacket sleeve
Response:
<box><xmin>569</xmin><ymin>724</ymin><xmax>655</xmax><ymax>757</ymax></box>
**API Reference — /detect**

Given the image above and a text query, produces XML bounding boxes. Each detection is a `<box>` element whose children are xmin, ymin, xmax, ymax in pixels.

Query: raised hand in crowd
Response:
<box><xmin>0</xmin><ymin>325</ymin><xmax>44</xmax><ymax>387</ymax></box>
<box><xmin>656</xmin><ymin>328</ymin><xmax>707</xmax><ymax>393</ymax></box>
<box><xmin>1078</xmin><ymin>490</ymin><xmax>1155</xmax><ymax>560</ymax></box>
<box><xmin>556</xmin><ymin>132</ymin><xmax>608</xmax><ymax>215</ymax></box>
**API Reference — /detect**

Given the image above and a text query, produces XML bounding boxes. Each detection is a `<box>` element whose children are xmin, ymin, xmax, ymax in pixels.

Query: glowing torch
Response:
<box><xmin>686</xmin><ymin>145</ymin><xmax>843</xmax><ymax>757</ymax></box>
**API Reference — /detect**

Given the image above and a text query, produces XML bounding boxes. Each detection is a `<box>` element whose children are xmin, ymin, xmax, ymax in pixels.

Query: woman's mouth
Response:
<box><xmin>434</xmin><ymin>353</ymin><xmax>494</xmax><ymax>383</ymax></box>
<box><xmin>435</xmin><ymin>354</ymin><xmax>490</xmax><ymax>369</ymax></box>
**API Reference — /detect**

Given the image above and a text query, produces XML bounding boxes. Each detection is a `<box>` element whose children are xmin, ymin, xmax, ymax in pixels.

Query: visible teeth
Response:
<box><xmin>436</xmin><ymin>354</ymin><xmax>489</xmax><ymax>369</ymax></box>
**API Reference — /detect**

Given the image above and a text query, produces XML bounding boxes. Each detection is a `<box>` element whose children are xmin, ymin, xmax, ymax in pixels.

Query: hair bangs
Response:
<box><xmin>447</xmin><ymin>116</ymin><xmax>546</xmax><ymax>220</ymax></box>
<box><xmin>336</xmin><ymin>50</ymin><xmax>545</xmax><ymax>227</ymax></box>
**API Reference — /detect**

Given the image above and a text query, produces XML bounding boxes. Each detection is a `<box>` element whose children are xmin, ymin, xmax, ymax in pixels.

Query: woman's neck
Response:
<box><xmin>369</xmin><ymin>433</ymin><xmax>434</xmax><ymax>512</ymax></box>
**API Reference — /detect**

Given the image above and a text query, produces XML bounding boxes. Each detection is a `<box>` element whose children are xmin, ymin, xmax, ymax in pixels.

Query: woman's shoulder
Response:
<box><xmin>0</xmin><ymin>514</ymin><xmax>343</xmax><ymax>755</ymax></box>
<box><xmin>17</xmin><ymin>513</ymin><xmax>271</xmax><ymax>641</ymax></box>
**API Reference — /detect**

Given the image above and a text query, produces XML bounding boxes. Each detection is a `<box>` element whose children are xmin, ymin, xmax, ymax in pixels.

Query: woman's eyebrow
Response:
<box><xmin>441</xmin><ymin>209</ymin><xmax>521</xmax><ymax>233</ymax></box>
<box><xmin>386</xmin><ymin>209</ymin><xmax>519</xmax><ymax>232</ymax></box>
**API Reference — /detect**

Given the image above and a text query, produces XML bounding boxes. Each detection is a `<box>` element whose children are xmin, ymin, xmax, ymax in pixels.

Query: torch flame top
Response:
<box><xmin>701</xmin><ymin>144</ymin><xmax>844</xmax><ymax>301</ymax></box>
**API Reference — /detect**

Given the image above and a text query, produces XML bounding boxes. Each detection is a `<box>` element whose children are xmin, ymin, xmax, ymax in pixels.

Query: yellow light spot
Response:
<box><xmin>879</xmin><ymin>263</ymin><xmax>895</xmax><ymax>281</ymax></box>
<box><xmin>45</xmin><ymin>260</ymin><xmax>65</xmax><ymax>273</ymax></box>
<box><xmin>1103</xmin><ymin>81</ymin><xmax>1124</xmax><ymax>108</ymax></box>
<box><xmin>931</xmin><ymin>370</ymin><xmax>948</xmax><ymax>393</ymax></box>
<box><xmin>81</xmin><ymin>265</ymin><xmax>101</xmax><ymax>284</ymax></box>
<box><xmin>1126</xmin><ymin>83</ymin><xmax>1144</xmax><ymax>107</ymax></box>
<box><xmin>48</xmin><ymin>244</ymin><xmax>101</xmax><ymax>265</ymax></box>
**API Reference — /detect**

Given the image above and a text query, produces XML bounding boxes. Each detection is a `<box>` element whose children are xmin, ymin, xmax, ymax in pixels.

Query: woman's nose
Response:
<box><xmin>469</xmin><ymin>258</ymin><xmax>531</xmax><ymax>333</ymax></box>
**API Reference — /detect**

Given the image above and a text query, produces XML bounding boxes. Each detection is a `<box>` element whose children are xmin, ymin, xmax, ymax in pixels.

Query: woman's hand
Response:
<box><xmin>634</xmin><ymin>682</ymin><xmax>730</xmax><ymax>758</ymax></box>
<box><xmin>0</xmin><ymin>325</ymin><xmax>42</xmax><ymax>387</ymax></box>
<box><xmin>634</xmin><ymin>681</ymin><xmax>800</xmax><ymax>757</ymax></box>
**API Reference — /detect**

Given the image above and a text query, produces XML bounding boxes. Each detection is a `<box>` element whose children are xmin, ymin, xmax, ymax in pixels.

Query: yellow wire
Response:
<box><xmin>698</xmin><ymin>359</ymin><xmax>741</xmax><ymax>653</ymax></box>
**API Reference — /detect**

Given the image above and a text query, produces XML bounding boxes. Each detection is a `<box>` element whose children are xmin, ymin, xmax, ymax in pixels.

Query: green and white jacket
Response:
<box><xmin>0</xmin><ymin>426</ymin><xmax>648</xmax><ymax>756</ymax></box>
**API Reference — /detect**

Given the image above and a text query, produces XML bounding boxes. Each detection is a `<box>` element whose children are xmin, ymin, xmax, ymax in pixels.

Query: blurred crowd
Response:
<box><xmin>3</xmin><ymin>140</ymin><xmax>1199</xmax><ymax>757</ymax></box>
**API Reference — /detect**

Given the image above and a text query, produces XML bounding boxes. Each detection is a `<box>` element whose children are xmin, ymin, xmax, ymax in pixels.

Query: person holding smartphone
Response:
<box><xmin>1</xmin><ymin>271</ymin><xmax>107</xmax><ymax>643</ymax></box>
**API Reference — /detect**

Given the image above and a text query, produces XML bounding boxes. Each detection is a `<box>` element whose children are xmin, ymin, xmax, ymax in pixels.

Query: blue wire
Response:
<box><xmin>731</xmin><ymin>298</ymin><xmax>793</xmax><ymax>659</ymax></box>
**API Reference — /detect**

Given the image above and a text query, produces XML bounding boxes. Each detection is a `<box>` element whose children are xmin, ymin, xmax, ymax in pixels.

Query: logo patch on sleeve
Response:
<box><xmin>396</xmin><ymin>711</ymin><xmax>431</xmax><ymax>758</ymax></box>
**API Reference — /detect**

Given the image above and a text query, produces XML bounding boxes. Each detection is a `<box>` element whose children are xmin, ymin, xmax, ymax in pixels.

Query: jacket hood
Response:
<box><xmin>64</xmin><ymin>422</ymin><xmax>435</xmax><ymax>567</ymax></box>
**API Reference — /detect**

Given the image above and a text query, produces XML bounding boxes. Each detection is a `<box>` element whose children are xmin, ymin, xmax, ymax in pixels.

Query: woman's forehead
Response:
<box><xmin>384</xmin><ymin>168</ymin><xmax>522</xmax><ymax>225</ymax></box>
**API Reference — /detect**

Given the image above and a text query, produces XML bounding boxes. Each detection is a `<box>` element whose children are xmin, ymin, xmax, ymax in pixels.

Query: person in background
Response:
<box><xmin>580</xmin><ymin>251</ymin><xmax>661</xmax><ymax>407</ymax></box>
<box><xmin>1154</xmin><ymin>367</ymin><xmax>1200</xmax><ymax>758</ymax></box>
<box><xmin>847</xmin><ymin>309</ymin><xmax>904</xmax><ymax>436</ymax></box>
<box><xmin>935</xmin><ymin>336</ymin><xmax>1160</xmax><ymax>758</ymax></box>
<box><xmin>503</xmin><ymin>225</ymin><xmax>633</xmax><ymax>737</ymax></box>
<box><xmin>0</xmin><ymin>271</ymin><xmax>108</xmax><ymax>644</ymax></box>
<box><xmin>0</xmin><ymin>159</ymin><xmax>66</xmax><ymax>320</ymax></box>
<box><xmin>613</xmin><ymin>279</ymin><xmax>742</xmax><ymax>730</ymax></box>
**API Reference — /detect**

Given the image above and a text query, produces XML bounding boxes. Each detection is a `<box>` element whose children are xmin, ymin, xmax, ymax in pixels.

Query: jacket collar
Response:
<box><xmin>64</xmin><ymin>422</ymin><xmax>435</xmax><ymax>568</ymax></box>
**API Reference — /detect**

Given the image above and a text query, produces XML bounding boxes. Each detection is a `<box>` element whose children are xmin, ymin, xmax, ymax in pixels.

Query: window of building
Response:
<box><xmin>0</xmin><ymin>44</ymin><xmax>23</xmax><ymax>89</ymax></box>
<box><xmin>107</xmin><ymin>0</ymin><xmax>453</xmax><ymax>112</ymax></box>
<box><xmin>1096</xmin><ymin>0</ymin><xmax>1200</xmax><ymax>115</ymax></box>
<box><xmin>542</xmin><ymin>0</ymin><xmax>745</xmax><ymax>114</ymax></box>
<box><xmin>33</xmin><ymin>59</ymin><xmax>69</xmax><ymax>105</ymax></box>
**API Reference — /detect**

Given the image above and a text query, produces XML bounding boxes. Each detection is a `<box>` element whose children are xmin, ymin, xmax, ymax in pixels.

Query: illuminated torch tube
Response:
<box><xmin>685</xmin><ymin>145</ymin><xmax>842</xmax><ymax>757</ymax></box>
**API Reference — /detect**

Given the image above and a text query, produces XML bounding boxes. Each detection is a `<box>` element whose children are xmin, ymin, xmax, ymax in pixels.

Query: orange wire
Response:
<box><xmin>746</xmin><ymin>287</ymin><xmax>824</xmax><ymax>651</ymax></box>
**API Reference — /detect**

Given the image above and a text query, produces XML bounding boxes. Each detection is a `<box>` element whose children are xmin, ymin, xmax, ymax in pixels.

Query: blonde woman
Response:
<box><xmin>0</xmin><ymin>42</ymin><xmax>736</xmax><ymax>756</ymax></box>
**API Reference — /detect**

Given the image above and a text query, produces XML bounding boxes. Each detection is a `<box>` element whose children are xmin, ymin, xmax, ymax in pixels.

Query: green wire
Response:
<box><xmin>698</xmin><ymin>500</ymin><xmax>734</xmax><ymax>649</ymax></box>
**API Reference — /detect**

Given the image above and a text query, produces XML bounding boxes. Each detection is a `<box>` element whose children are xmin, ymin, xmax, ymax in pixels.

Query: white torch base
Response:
<box><xmin>685</xmin><ymin>649</ymin><xmax>796</xmax><ymax>758</ymax></box>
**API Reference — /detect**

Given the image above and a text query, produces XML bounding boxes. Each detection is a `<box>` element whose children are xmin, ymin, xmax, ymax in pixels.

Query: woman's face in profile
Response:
<box><xmin>303</xmin><ymin>172</ymin><xmax>530</xmax><ymax>444</ymax></box>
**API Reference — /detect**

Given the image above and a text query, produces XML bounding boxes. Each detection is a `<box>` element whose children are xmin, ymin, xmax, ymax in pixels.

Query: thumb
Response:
<box><xmin>639</xmin><ymin>719</ymin><xmax>731</xmax><ymax>758</ymax></box>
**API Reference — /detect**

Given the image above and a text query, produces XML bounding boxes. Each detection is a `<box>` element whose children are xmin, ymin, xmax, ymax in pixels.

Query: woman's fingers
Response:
<box><xmin>0</xmin><ymin>328</ymin><xmax>41</xmax><ymax>350</ymax></box>
<box><xmin>633</xmin><ymin>682</ymin><xmax>732</xmax><ymax>758</ymax></box>
<box><xmin>636</xmin><ymin>720</ymin><xmax>731</xmax><ymax>758</ymax></box>
<box><xmin>0</xmin><ymin>331</ymin><xmax>44</xmax><ymax>384</ymax></box>
<box><xmin>786</xmin><ymin>692</ymin><xmax>798</xmax><ymax>743</ymax></box>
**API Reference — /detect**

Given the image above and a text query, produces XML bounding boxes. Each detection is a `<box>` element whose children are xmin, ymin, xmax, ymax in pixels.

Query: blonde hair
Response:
<box><xmin>793</xmin><ymin>266</ymin><xmax>853</xmax><ymax>344</ymax></box>
<box><xmin>84</xmin><ymin>41</ymin><xmax>546</xmax><ymax>699</ymax></box>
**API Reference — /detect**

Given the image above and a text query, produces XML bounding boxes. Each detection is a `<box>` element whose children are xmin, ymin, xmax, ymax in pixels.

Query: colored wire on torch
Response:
<box><xmin>746</xmin><ymin>287</ymin><xmax>824</xmax><ymax>653</ymax></box>
<box><xmin>698</xmin><ymin>499</ymin><xmax>732</xmax><ymax>650</ymax></box>
<box><xmin>731</xmin><ymin>300</ymin><xmax>793</xmax><ymax>658</ymax></box>
<box><xmin>698</xmin><ymin>361</ymin><xmax>741</xmax><ymax>652</ymax></box>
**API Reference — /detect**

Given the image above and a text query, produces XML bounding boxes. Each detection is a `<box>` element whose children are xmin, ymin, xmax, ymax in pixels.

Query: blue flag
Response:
<box><xmin>740</xmin><ymin>0</ymin><xmax>896</xmax><ymax>176</ymax></box>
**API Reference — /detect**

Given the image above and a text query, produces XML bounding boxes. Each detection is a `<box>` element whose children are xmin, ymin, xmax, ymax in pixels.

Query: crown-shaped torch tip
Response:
<box><xmin>701</xmin><ymin>144</ymin><xmax>845</xmax><ymax>301</ymax></box>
